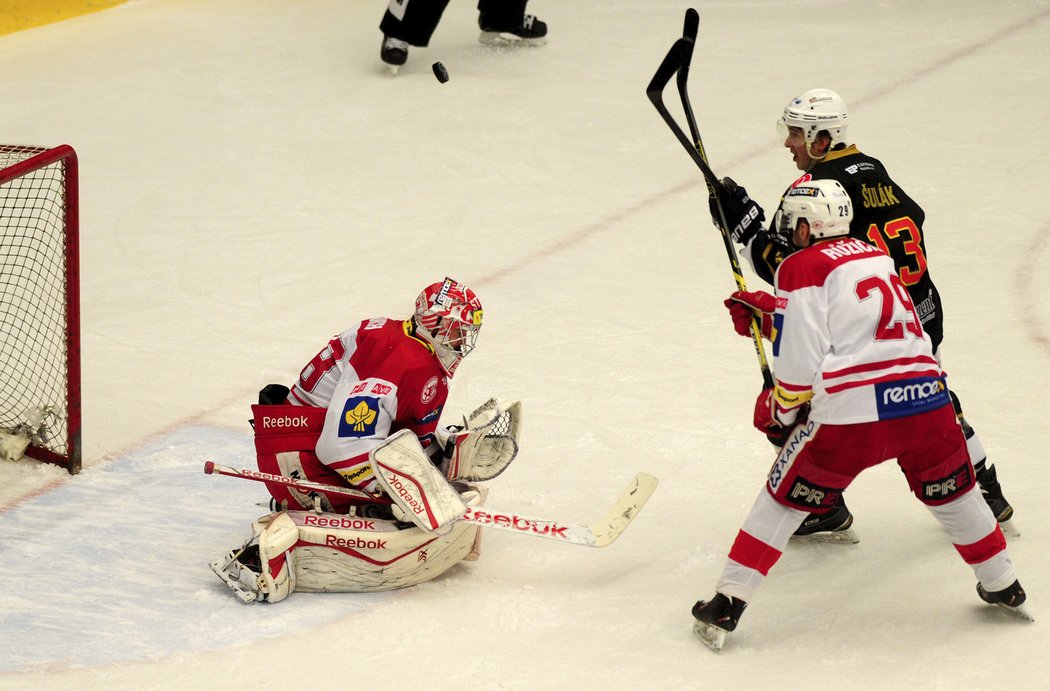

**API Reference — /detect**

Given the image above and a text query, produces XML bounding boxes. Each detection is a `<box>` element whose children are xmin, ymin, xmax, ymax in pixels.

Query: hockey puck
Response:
<box><xmin>432</xmin><ymin>62</ymin><xmax>449</xmax><ymax>83</ymax></box>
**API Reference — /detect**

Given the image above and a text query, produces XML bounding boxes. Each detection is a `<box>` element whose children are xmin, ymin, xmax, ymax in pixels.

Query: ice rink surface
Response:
<box><xmin>1</xmin><ymin>0</ymin><xmax>1049</xmax><ymax>688</ymax></box>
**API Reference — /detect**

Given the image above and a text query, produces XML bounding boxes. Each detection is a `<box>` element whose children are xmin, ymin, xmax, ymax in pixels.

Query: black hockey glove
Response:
<box><xmin>765</xmin><ymin>425</ymin><xmax>792</xmax><ymax>448</ymax></box>
<box><xmin>709</xmin><ymin>177</ymin><xmax>765</xmax><ymax>245</ymax></box>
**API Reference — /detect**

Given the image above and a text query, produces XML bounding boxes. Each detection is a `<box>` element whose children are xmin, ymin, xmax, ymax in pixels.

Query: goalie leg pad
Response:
<box><xmin>289</xmin><ymin>487</ymin><xmax>486</xmax><ymax>592</ymax></box>
<box><xmin>254</xmin><ymin>511</ymin><xmax>299</xmax><ymax>603</ymax></box>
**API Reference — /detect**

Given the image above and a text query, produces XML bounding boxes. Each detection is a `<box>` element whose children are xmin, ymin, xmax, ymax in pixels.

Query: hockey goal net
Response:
<box><xmin>0</xmin><ymin>145</ymin><xmax>81</xmax><ymax>474</ymax></box>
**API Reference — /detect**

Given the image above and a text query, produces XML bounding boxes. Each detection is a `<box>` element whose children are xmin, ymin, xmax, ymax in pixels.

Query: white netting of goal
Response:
<box><xmin>0</xmin><ymin>145</ymin><xmax>75</xmax><ymax>467</ymax></box>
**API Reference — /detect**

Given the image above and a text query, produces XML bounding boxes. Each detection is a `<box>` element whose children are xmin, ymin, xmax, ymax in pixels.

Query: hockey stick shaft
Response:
<box><xmin>204</xmin><ymin>461</ymin><xmax>389</xmax><ymax>504</ymax></box>
<box><xmin>204</xmin><ymin>462</ymin><xmax>658</xmax><ymax>548</ymax></box>
<box><xmin>647</xmin><ymin>15</ymin><xmax>774</xmax><ymax>389</ymax></box>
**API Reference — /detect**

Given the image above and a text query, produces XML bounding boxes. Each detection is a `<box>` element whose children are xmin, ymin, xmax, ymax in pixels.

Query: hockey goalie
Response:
<box><xmin>211</xmin><ymin>278</ymin><xmax>522</xmax><ymax>603</ymax></box>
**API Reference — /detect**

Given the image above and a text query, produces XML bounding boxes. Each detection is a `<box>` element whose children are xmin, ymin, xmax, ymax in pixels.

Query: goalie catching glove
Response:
<box><xmin>441</xmin><ymin>398</ymin><xmax>522</xmax><ymax>482</ymax></box>
<box><xmin>724</xmin><ymin>290</ymin><xmax>776</xmax><ymax>340</ymax></box>
<box><xmin>710</xmin><ymin>177</ymin><xmax>765</xmax><ymax>245</ymax></box>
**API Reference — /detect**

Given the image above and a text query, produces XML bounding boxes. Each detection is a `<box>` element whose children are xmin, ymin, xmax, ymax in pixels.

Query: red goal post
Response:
<box><xmin>0</xmin><ymin>145</ymin><xmax>81</xmax><ymax>474</ymax></box>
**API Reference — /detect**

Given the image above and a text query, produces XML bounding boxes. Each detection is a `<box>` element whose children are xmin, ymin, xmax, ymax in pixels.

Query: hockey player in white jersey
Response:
<box><xmin>692</xmin><ymin>180</ymin><xmax>1027</xmax><ymax>651</ymax></box>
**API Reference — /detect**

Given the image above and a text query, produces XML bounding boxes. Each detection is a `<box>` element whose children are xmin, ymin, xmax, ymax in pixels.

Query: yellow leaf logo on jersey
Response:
<box><xmin>346</xmin><ymin>402</ymin><xmax>376</xmax><ymax>431</ymax></box>
<box><xmin>339</xmin><ymin>396</ymin><xmax>380</xmax><ymax>437</ymax></box>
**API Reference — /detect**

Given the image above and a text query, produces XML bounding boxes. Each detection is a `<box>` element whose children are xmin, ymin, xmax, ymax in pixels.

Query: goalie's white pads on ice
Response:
<box><xmin>211</xmin><ymin>486</ymin><xmax>487</xmax><ymax>600</ymax></box>
<box><xmin>293</xmin><ymin>490</ymin><xmax>484</xmax><ymax>593</ymax></box>
<box><xmin>371</xmin><ymin>429</ymin><xmax>467</xmax><ymax>534</ymax></box>
<box><xmin>444</xmin><ymin>398</ymin><xmax>522</xmax><ymax>482</ymax></box>
<box><xmin>209</xmin><ymin>544</ymin><xmax>260</xmax><ymax>604</ymax></box>
<box><xmin>210</xmin><ymin>511</ymin><xmax>298</xmax><ymax>604</ymax></box>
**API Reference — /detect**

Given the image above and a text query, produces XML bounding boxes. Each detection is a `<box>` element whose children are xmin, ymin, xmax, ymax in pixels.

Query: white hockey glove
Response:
<box><xmin>442</xmin><ymin>398</ymin><xmax>522</xmax><ymax>482</ymax></box>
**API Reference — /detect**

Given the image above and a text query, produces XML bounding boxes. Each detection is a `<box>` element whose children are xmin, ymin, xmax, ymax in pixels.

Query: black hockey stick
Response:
<box><xmin>646</xmin><ymin>10</ymin><xmax>774</xmax><ymax>389</ymax></box>
<box><xmin>676</xmin><ymin>9</ymin><xmax>705</xmax><ymax>162</ymax></box>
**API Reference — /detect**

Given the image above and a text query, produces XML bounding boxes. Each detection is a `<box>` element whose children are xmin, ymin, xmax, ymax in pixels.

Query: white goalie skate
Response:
<box><xmin>210</xmin><ymin>542</ymin><xmax>263</xmax><ymax>604</ymax></box>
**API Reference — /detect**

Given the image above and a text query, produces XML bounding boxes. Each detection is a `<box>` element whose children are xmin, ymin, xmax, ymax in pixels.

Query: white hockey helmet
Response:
<box><xmin>774</xmin><ymin>179</ymin><xmax>853</xmax><ymax>240</ymax></box>
<box><xmin>778</xmin><ymin>88</ymin><xmax>849</xmax><ymax>147</ymax></box>
<box><xmin>413</xmin><ymin>277</ymin><xmax>483</xmax><ymax>377</ymax></box>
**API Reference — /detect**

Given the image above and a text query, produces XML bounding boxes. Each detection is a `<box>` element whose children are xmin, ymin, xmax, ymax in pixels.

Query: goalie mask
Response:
<box><xmin>414</xmin><ymin>277</ymin><xmax>483</xmax><ymax>377</ymax></box>
<box><xmin>777</xmin><ymin>88</ymin><xmax>849</xmax><ymax>149</ymax></box>
<box><xmin>774</xmin><ymin>179</ymin><xmax>853</xmax><ymax>242</ymax></box>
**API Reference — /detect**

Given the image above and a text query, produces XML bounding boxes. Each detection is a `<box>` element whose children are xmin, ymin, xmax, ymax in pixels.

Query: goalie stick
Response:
<box><xmin>204</xmin><ymin>461</ymin><xmax>658</xmax><ymax>548</ymax></box>
<box><xmin>647</xmin><ymin>9</ymin><xmax>774</xmax><ymax>389</ymax></box>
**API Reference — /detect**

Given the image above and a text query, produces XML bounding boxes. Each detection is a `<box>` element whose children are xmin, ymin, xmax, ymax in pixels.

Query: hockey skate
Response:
<box><xmin>478</xmin><ymin>13</ymin><xmax>548</xmax><ymax>46</ymax></box>
<box><xmin>210</xmin><ymin>542</ymin><xmax>263</xmax><ymax>604</ymax></box>
<box><xmin>691</xmin><ymin>594</ymin><xmax>747</xmax><ymax>652</ymax></box>
<box><xmin>977</xmin><ymin>579</ymin><xmax>1033</xmax><ymax>622</ymax></box>
<box><xmin>380</xmin><ymin>36</ymin><xmax>409</xmax><ymax>74</ymax></box>
<box><xmin>791</xmin><ymin>500</ymin><xmax>859</xmax><ymax>544</ymax></box>
<box><xmin>976</xmin><ymin>464</ymin><xmax>1019</xmax><ymax>537</ymax></box>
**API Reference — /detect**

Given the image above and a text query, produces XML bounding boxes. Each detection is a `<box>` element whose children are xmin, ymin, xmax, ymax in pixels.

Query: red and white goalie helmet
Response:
<box><xmin>413</xmin><ymin>277</ymin><xmax>483</xmax><ymax>377</ymax></box>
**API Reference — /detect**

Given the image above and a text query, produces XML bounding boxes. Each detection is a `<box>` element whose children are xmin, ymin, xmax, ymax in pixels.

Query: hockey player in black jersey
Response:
<box><xmin>379</xmin><ymin>0</ymin><xmax>547</xmax><ymax>71</ymax></box>
<box><xmin>714</xmin><ymin>88</ymin><xmax>1015</xmax><ymax>536</ymax></box>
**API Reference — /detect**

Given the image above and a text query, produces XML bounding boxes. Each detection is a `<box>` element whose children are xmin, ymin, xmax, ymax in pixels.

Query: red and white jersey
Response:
<box><xmin>771</xmin><ymin>237</ymin><xmax>950</xmax><ymax>424</ymax></box>
<box><xmin>287</xmin><ymin>317</ymin><xmax>448</xmax><ymax>489</ymax></box>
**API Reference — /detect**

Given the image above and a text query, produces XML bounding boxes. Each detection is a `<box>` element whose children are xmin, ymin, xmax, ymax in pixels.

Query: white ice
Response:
<box><xmin>1</xmin><ymin>0</ymin><xmax>1049</xmax><ymax>688</ymax></box>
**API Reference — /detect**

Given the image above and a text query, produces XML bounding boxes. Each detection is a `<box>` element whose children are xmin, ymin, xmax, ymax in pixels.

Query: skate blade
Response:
<box><xmin>692</xmin><ymin>619</ymin><xmax>727</xmax><ymax>652</ymax></box>
<box><xmin>994</xmin><ymin>601</ymin><xmax>1035</xmax><ymax>622</ymax></box>
<box><xmin>384</xmin><ymin>63</ymin><xmax>401</xmax><ymax>76</ymax></box>
<box><xmin>478</xmin><ymin>31</ymin><xmax>548</xmax><ymax>47</ymax></box>
<box><xmin>790</xmin><ymin>526</ymin><xmax>860</xmax><ymax>545</ymax></box>
<box><xmin>999</xmin><ymin>519</ymin><xmax>1020</xmax><ymax>538</ymax></box>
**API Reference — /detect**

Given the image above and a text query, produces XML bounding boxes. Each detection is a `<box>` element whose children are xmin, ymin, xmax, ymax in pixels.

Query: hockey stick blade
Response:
<box><xmin>683</xmin><ymin>7</ymin><xmax>699</xmax><ymax>43</ymax></box>
<box><xmin>677</xmin><ymin>9</ymin><xmax>701</xmax><ymax>147</ymax></box>
<box><xmin>591</xmin><ymin>471</ymin><xmax>659</xmax><ymax>546</ymax></box>
<box><xmin>646</xmin><ymin>38</ymin><xmax>720</xmax><ymax>191</ymax></box>
<box><xmin>647</xmin><ymin>17</ymin><xmax>775</xmax><ymax>389</ymax></box>
<box><xmin>205</xmin><ymin>462</ymin><xmax>659</xmax><ymax>548</ymax></box>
